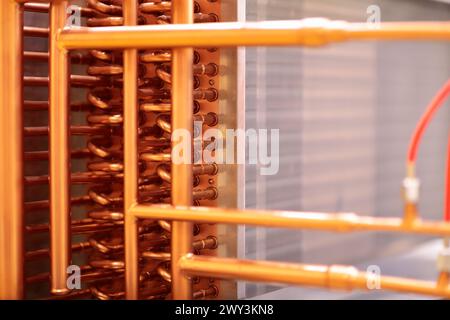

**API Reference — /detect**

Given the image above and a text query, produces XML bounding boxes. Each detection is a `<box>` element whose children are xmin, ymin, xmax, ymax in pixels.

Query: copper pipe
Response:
<box><xmin>140</xmin><ymin>152</ymin><xmax>171</xmax><ymax>162</ymax></box>
<box><xmin>24</xmin><ymin>26</ymin><xmax>48</xmax><ymax>37</ymax></box>
<box><xmin>193</xmin><ymin>236</ymin><xmax>218</xmax><ymax>251</ymax></box>
<box><xmin>87</xmin><ymin>0</ymin><xmax>122</xmax><ymax>15</ymax></box>
<box><xmin>24</xmin><ymin>51</ymin><xmax>49</xmax><ymax>61</ymax></box>
<box><xmin>170</xmin><ymin>0</ymin><xmax>194</xmax><ymax>300</ymax></box>
<box><xmin>140</xmin><ymin>100</ymin><xmax>200</xmax><ymax>113</ymax></box>
<box><xmin>87</xmin><ymin>113</ymin><xmax>123</xmax><ymax>125</ymax></box>
<box><xmin>24</xmin><ymin>3</ymin><xmax>101</xmax><ymax>18</ymax></box>
<box><xmin>24</xmin><ymin>51</ymin><xmax>94</xmax><ymax>64</ymax></box>
<box><xmin>131</xmin><ymin>205</ymin><xmax>450</xmax><ymax>238</ymax></box>
<box><xmin>26</xmin><ymin>242</ymin><xmax>91</xmax><ymax>260</ymax></box>
<box><xmin>156</xmin><ymin>164</ymin><xmax>217</xmax><ymax>184</ymax></box>
<box><xmin>140</xmin><ymin>102</ymin><xmax>171</xmax><ymax>112</ymax></box>
<box><xmin>156</xmin><ymin>64</ymin><xmax>217</xmax><ymax>85</ymax></box>
<box><xmin>25</xmin><ymin>171</ymin><xmax>121</xmax><ymax>186</ymax></box>
<box><xmin>88</xmin><ymin>160</ymin><xmax>124</xmax><ymax>172</ymax></box>
<box><xmin>89</xmin><ymin>209</ymin><xmax>124</xmax><ymax>222</ymax></box>
<box><xmin>58</xmin><ymin>21</ymin><xmax>450</xmax><ymax>50</ymax></box>
<box><xmin>24</xmin><ymin>149</ymin><xmax>91</xmax><ymax>161</ymax></box>
<box><xmin>180</xmin><ymin>255</ymin><xmax>450</xmax><ymax>299</ymax></box>
<box><xmin>25</xmin><ymin>195</ymin><xmax>92</xmax><ymax>212</ymax></box>
<box><xmin>142</xmin><ymin>236</ymin><xmax>218</xmax><ymax>261</ymax></box>
<box><xmin>193</xmin><ymin>187</ymin><xmax>218</xmax><ymax>201</ymax></box>
<box><xmin>49</xmin><ymin>0</ymin><xmax>71</xmax><ymax>296</ymax></box>
<box><xmin>87</xmin><ymin>65</ymin><xmax>123</xmax><ymax>76</ymax></box>
<box><xmin>0</xmin><ymin>1</ymin><xmax>24</xmax><ymax>300</ymax></box>
<box><xmin>90</xmin><ymin>259</ymin><xmax>125</xmax><ymax>270</ymax></box>
<box><xmin>157</xmin><ymin>13</ymin><xmax>218</xmax><ymax>25</ymax></box>
<box><xmin>193</xmin><ymin>88</ymin><xmax>218</xmax><ymax>102</ymax></box>
<box><xmin>123</xmin><ymin>0</ymin><xmax>140</xmax><ymax>300</ymax></box>
<box><xmin>193</xmin><ymin>285</ymin><xmax>218</xmax><ymax>299</ymax></box>
<box><xmin>25</xmin><ymin>125</ymin><xmax>110</xmax><ymax>136</ymax></box>
<box><xmin>24</xmin><ymin>100</ymin><xmax>92</xmax><ymax>111</ymax></box>
<box><xmin>87</xmin><ymin>15</ymin><xmax>147</xmax><ymax>27</ymax></box>
<box><xmin>87</xmin><ymin>138</ymin><xmax>122</xmax><ymax>158</ymax></box>
<box><xmin>142</xmin><ymin>251</ymin><xmax>171</xmax><ymax>261</ymax></box>
<box><xmin>43</xmin><ymin>289</ymin><xmax>92</xmax><ymax>300</ymax></box>
<box><xmin>139</xmin><ymin>1</ymin><xmax>172</xmax><ymax>13</ymax></box>
<box><xmin>140</xmin><ymin>51</ymin><xmax>171</xmax><ymax>63</ymax></box>
<box><xmin>27</xmin><ymin>266</ymin><xmax>121</xmax><ymax>285</ymax></box>
<box><xmin>141</xmin><ymin>50</ymin><xmax>200</xmax><ymax>64</ymax></box>
<box><xmin>157</xmin><ymin>264</ymin><xmax>172</xmax><ymax>283</ymax></box>
<box><xmin>24</xmin><ymin>75</ymin><xmax>105</xmax><ymax>87</ymax></box>
<box><xmin>26</xmin><ymin>220</ymin><xmax>117</xmax><ymax>235</ymax></box>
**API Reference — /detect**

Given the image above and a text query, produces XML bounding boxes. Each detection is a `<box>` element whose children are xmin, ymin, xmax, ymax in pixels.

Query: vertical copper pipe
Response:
<box><xmin>123</xmin><ymin>0</ymin><xmax>140</xmax><ymax>300</ymax></box>
<box><xmin>0</xmin><ymin>1</ymin><xmax>24</xmax><ymax>299</ymax></box>
<box><xmin>171</xmin><ymin>0</ymin><xmax>194</xmax><ymax>300</ymax></box>
<box><xmin>50</xmin><ymin>0</ymin><xmax>71</xmax><ymax>295</ymax></box>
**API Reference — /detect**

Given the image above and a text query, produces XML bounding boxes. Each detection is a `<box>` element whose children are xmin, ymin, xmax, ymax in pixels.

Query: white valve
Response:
<box><xmin>402</xmin><ymin>177</ymin><xmax>420</xmax><ymax>204</ymax></box>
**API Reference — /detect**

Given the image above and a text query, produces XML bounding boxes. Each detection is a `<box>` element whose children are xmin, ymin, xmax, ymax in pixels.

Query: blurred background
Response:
<box><xmin>243</xmin><ymin>0</ymin><xmax>450</xmax><ymax>299</ymax></box>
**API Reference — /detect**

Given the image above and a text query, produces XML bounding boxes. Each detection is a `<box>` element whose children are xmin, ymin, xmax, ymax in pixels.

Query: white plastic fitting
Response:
<box><xmin>402</xmin><ymin>177</ymin><xmax>420</xmax><ymax>204</ymax></box>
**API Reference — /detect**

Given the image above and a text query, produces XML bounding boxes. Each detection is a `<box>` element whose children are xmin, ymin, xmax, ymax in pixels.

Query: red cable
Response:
<box><xmin>445</xmin><ymin>133</ymin><xmax>450</xmax><ymax>222</ymax></box>
<box><xmin>407</xmin><ymin>79</ymin><xmax>450</xmax><ymax>163</ymax></box>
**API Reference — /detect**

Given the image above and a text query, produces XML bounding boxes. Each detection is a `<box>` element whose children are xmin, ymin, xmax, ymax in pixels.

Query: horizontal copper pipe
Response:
<box><xmin>142</xmin><ymin>237</ymin><xmax>217</xmax><ymax>261</ymax></box>
<box><xmin>157</xmin><ymin>13</ymin><xmax>218</xmax><ymax>25</ymax></box>
<box><xmin>180</xmin><ymin>255</ymin><xmax>450</xmax><ymax>299</ymax></box>
<box><xmin>139</xmin><ymin>186</ymin><xmax>216</xmax><ymax>201</ymax></box>
<box><xmin>25</xmin><ymin>171</ymin><xmax>121</xmax><ymax>185</ymax></box>
<box><xmin>24</xmin><ymin>100</ymin><xmax>92</xmax><ymax>111</ymax></box>
<box><xmin>27</xmin><ymin>266</ymin><xmax>121</xmax><ymax>285</ymax></box>
<box><xmin>24</xmin><ymin>51</ymin><xmax>93</xmax><ymax>64</ymax></box>
<box><xmin>43</xmin><ymin>289</ymin><xmax>93</xmax><ymax>300</ymax></box>
<box><xmin>24</xmin><ymin>125</ymin><xmax>110</xmax><ymax>136</ymax></box>
<box><xmin>89</xmin><ymin>284</ymin><xmax>171</xmax><ymax>301</ymax></box>
<box><xmin>156</xmin><ymin>164</ymin><xmax>218</xmax><ymax>184</ymax></box>
<box><xmin>24</xmin><ymin>26</ymin><xmax>48</xmax><ymax>37</ymax></box>
<box><xmin>131</xmin><ymin>205</ymin><xmax>450</xmax><ymax>237</ymax></box>
<box><xmin>58</xmin><ymin>20</ymin><xmax>450</xmax><ymax>50</ymax></box>
<box><xmin>140</xmin><ymin>100</ymin><xmax>200</xmax><ymax>113</ymax></box>
<box><xmin>87</xmin><ymin>0</ymin><xmax>122</xmax><ymax>15</ymax></box>
<box><xmin>156</xmin><ymin>112</ymin><xmax>217</xmax><ymax>134</ymax></box>
<box><xmin>140</xmin><ymin>50</ymin><xmax>200</xmax><ymax>64</ymax></box>
<box><xmin>193</xmin><ymin>285</ymin><xmax>218</xmax><ymax>299</ymax></box>
<box><xmin>24</xmin><ymin>75</ymin><xmax>105</xmax><ymax>87</ymax></box>
<box><xmin>25</xmin><ymin>242</ymin><xmax>91</xmax><ymax>260</ymax></box>
<box><xmin>25</xmin><ymin>195</ymin><xmax>91</xmax><ymax>212</ymax></box>
<box><xmin>24</xmin><ymin>2</ymin><xmax>100</xmax><ymax>18</ymax></box>
<box><xmin>139</xmin><ymin>1</ymin><xmax>200</xmax><ymax>14</ymax></box>
<box><xmin>26</xmin><ymin>220</ymin><xmax>117</xmax><ymax>235</ymax></box>
<box><xmin>24</xmin><ymin>149</ymin><xmax>91</xmax><ymax>161</ymax></box>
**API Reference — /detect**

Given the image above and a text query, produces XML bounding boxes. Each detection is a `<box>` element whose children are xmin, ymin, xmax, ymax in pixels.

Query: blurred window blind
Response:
<box><xmin>243</xmin><ymin>0</ymin><xmax>450</xmax><ymax>298</ymax></box>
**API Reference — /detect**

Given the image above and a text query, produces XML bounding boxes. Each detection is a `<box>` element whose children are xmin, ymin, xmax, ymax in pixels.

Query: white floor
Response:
<box><xmin>248</xmin><ymin>239</ymin><xmax>444</xmax><ymax>300</ymax></box>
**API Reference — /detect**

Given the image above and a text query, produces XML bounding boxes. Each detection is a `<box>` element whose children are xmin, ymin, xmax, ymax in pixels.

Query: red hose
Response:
<box><xmin>407</xmin><ymin>79</ymin><xmax>450</xmax><ymax>163</ymax></box>
<box><xmin>445</xmin><ymin>133</ymin><xmax>450</xmax><ymax>222</ymax></box>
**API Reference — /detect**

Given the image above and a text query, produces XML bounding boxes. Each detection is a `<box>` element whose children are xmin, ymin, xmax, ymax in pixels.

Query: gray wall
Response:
<box><xmin>244</xmin><ymin>0</ymin><xmax>450</xmax><ymax>298</ymax></box>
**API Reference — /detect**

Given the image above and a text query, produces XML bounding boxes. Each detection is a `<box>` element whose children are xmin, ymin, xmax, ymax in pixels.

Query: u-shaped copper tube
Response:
<box><xmin>24</xmin><ymin>75</ymin><xmax>105</xmax><ymax>87</ymax></box>
<box><xmin>87</xmin><ymin>137</ymin><xmax>122</xmax><ymax>158</ymax></box>
<box><xmin>87</xmin><ymin>0</ymin><xmax>122</xmax><ymax>15</ymax></box>
<box><xmin>156</xmin><ymin>163</ymin><xmax>218</xmax><ymax>184</ymax></box>
<box><xmin>25</xmin><ymin>171</ymin><xmax>121</xmax><ymax>186</ymax></box>
<box><xmin>139</xmin><ymin>1</ymin><xmax>201</xmax><ymax>14</ymax></box>
<box><xmin>25</xmin><ymin>195</ymin><xmax>92</xmax><ymax>212</ymax></box>
<box><xmin>142</xmin><ymin>236</ymin><xmax>218</xmax><ymax>261</ymax></box>
<box><xmin>140</xmin><ymin>100</ymin><xmax>200</xmax><ymax>113</ymax></box>
<box><xmin>156</xmin><ymin>112</ymin><xmax>218</xmax><ymax>134</ymax></box>
<box><xmin>157</xmin><ymin>13</ymin><xmax>218</xmax><ymax>25</ymax></box>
